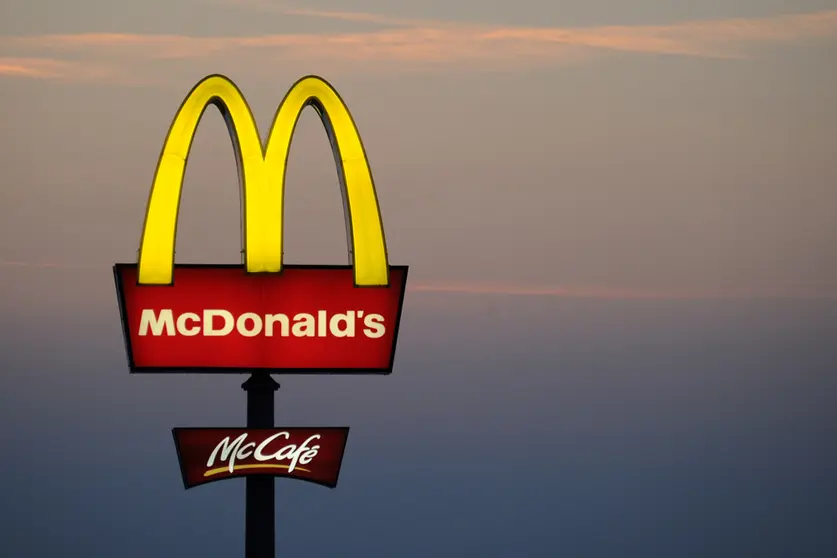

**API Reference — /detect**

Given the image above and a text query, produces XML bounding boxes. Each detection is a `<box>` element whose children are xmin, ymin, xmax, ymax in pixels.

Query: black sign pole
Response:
<box><xmin>242</xmin><ymin>373</ymin><xmax>280</xmax><ymax>558</ymax></box>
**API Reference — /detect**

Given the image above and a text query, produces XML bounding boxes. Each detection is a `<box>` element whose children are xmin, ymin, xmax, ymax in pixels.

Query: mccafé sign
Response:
<box><xmin>114</xmin><ymin>74</ymin><xmax>408</xmax><ymax>373</ymax></box>
<box><xmin>174</xmin><ymin>428</ymin><xmax>350</xmax><ymax>489</ymax></box>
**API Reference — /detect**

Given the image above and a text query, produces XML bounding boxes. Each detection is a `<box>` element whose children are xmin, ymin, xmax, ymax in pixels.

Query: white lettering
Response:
<box><xmin>236</xmin><ymin>312</ymin><xmax>263</xmax><ymax>337</ymax></box>
<box><xmin>363</xmin><ymin>313</ymin><xmax>386</xmax><ymax>338</ymax></box>
<box><xmin>206</xmin><ymin>434</ymin><xmax>252</xmax><ymax>473</ymax></box>
<box><xmin>265</xmin><ymin>314</ymin><xmax>289</xmax><ymax>337</ymax></box>
<box><xmin>207</xmin><ymin>432</ymin><xmax>322</xmax><ymax>474</ymax></box>
<box><xmin>139</xmin><ymin>309</ymin><xmax>174</xmax><ymax>336</ymax></box>
<box><xmin>329</xmin><ymin>311</ymin><xmax>355</xmax><ymax>338</ymax></box>
<box><xmin>204</xmin><ymin>309</ymin><xmax>234</xmax><ymax>336</ymax></box>
<box><xmin>253</xmin><ymin>432</ymin><xmax>290</xmax><ymax>461</ymax></box>
<box><xmin>176</xmin><ymin>312</ymin><xmax>200</xmax><ymax>336</ymax></box>
<box><xmin>317</xmin><ymin>310</ymin><xmax>327</xmax><ymax>337</ymax></box>
<box><xmin>292</xmin><ymin>313</ymin><xmax>315</xmax><ymax>337</ymax></box>
<box><xmin>137</xmin><ymin>309</ymin><xmax>387</xmax><ymax>338</ymax></box>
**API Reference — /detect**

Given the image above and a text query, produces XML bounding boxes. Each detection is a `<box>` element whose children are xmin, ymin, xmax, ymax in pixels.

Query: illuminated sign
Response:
<box><xmin>173</xmin><ymin>428</ymin><xmax>350</xmax><ymax>489</ymax></box>
<box><xmin>114</xmin><ymin>75</ymin><xmax>408</xmax><ymax>373</ymax></box>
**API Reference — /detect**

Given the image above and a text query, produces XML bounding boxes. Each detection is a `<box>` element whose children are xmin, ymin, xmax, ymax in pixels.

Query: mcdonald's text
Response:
<box><xmin>138</xmin><ymin>309</ymin><xmax>386</xmax><ymax>339</ymax></box>
<box><xmin>173</xmin><ymin>428</ymin><xmax>350</xmax><ymax>489</ymax></box>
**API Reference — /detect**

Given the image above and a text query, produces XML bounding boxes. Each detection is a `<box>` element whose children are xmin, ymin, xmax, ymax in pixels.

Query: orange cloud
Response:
<box><xmin>0</xmin><ymin>57</ymin><xmax>116</xmax><ymax>80</ymax></box>
<box><xmin>284</xmin><ymin>6</ymin><xmax>837</xmax><ymax>43</ymax></box>
<box><xmin>0</xmin><ymin>8</ymin><xmax>835</xmax><ymax>81</ymax></box>
<box><xmin>408</xmin><ymin>282</ymin><xmax>837</xmax><ymax>300</ymax></box>
<box><xmin>0</xmin><ymin>56</ymin><xmax>157</xmax><ymax>84</ymax></box>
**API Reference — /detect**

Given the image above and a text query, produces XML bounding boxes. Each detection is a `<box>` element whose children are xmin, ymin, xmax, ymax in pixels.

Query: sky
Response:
<box><xmin>1</xmin><ymin>0</ymin><xmax>836</xmax><ymax>556</ymax></box>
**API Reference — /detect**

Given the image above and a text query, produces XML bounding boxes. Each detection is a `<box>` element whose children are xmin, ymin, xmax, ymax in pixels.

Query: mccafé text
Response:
<box><xmin>207</xmin><ymin>432</ymin><xmax>322</xmax><ymax>474</ymax></box>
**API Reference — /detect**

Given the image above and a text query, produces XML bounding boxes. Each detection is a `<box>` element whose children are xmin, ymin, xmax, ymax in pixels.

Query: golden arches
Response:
<box><xmin>137</xmin><ymin>75</ymin><xmax>389</xmax><ymax>286</ymax></box>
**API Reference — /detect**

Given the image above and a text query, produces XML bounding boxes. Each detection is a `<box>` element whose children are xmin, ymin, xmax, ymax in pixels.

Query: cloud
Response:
<box><xmin>0</xmin><ymin>56</ymin><xmax>158</xmax><ymax>84</ymax></box>
<box><xmin>286</xmin><ymin>7</ymin><xmax>837</xmax><ymax>59</ymax></box>
<box><xmin>1</xmin><ymin>260</ymin><xmax>835</xmax><ymax>300</ymax></box>
<box><xmin>408</xmin><ymin>282</ymin><xmax>837</xmax><ymax>300</ymax></box>
<box><xmin>0</xmin><ymin>57</ymin><xmax>116</xmax><ymax>80</ymax></box>
<box><xmin>282</xmin><ymin>5</ymin><xmax>837</xmax><ymax>46</ymax></box>
<box><xmin>0</xmin><ymin>8</ymin><xmax>835</xmax><ymax>82</ymax></box>
<box><xmin>0</xmin><ymin>260</ymin><xmax>105</xmax><ymax>270</ymax></box>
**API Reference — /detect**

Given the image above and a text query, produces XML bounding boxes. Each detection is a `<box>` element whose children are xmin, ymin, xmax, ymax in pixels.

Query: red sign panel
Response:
<box><xmin>114</xmin><ymin>264</ymin><xmax>408</xmax><ymax>373</ymax></box>
<box><xmin>173</xmin><ymin>427</ymin><xmax>350</xmax><ymax>489</ymax></box>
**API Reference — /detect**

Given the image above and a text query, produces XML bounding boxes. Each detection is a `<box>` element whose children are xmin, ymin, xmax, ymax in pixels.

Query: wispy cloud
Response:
<box><xmin>0</xmin><ymin>260</ymin><xmax>104</xmax><ymax>270</ymax></box>
<box><xmin>408</xmin><ymin>282</ymin><xmax>837</xmax><ymax>300</ymax></box>
<box><xmin>1</xmin><ymin>260</ymin><xmax>835</xmax><ymax>300</ymax></box>
<box><xmin>0</xmin><ymin>57</ymin><xmax>115</xmax><ymax>80</ymax></box>
<box><xmin>223</xmin><ymin>1</ymin><xmax>455</xmax><ymax>28</ymax></box>
<box><xmin>281</xmin><ymin>5</ymin><xmax>837</xmax><ymax>48</ymax></box>
<box><xmin>1</xmin><ymin>8</ymin><xmax>836</xmax><ymax>82</ymax></box>
<box><xmin>0</xmin><ymin>56</ymin><xmax>157</xmax><ymax>84</ymax></box>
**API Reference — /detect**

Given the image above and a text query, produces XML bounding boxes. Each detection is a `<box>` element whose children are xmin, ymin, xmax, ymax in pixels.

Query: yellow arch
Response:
<box><xmin>137</xmin><ymin>74</ymin><xmax>389</xmax><ymax>286</ymax></box>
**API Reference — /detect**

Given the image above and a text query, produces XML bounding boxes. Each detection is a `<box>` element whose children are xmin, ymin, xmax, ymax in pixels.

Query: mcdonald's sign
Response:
<box><xmin>114</xmin><ymin>75</ymin><xmax>408</xmax><ymax>373</ymax></box>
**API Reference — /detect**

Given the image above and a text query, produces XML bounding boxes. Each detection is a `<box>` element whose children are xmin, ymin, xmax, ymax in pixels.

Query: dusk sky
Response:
<box><xmin>1</xmin><ymin>1</ymin><xmax>836</xmax><ymax>556</ymax></box>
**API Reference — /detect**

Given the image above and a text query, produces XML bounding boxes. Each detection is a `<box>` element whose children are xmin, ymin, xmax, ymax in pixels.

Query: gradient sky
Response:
<box><xmin>1</xmin><ymin>1</ymin><xmax>836</xmax><ymax>556</ymax></box>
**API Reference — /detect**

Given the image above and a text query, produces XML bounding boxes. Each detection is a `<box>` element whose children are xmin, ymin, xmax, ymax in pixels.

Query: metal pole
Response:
<box><xmin>242</xmin><ymin>373</ymin><xmax>280</xmax><ymax>558</ymax></box>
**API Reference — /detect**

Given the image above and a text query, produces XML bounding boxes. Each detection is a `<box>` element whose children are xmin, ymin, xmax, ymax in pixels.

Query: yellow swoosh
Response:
<box><xmin>204</xmin><ymin>464</ymin><xmax>312</xmax><ymax>477</ymax></box>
